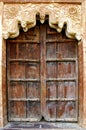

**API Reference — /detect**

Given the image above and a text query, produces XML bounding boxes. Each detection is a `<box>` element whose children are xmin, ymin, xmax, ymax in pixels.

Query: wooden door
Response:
<box><xmin>7</xmin><ymin>21</ymin><xmax>78</xmax><ymax>122</ymax></box>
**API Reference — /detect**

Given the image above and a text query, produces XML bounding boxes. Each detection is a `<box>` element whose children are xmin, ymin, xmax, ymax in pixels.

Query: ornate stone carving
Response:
<box><xmin>2</xmin><ymin>3</ymin><xmax>82</xmax><ymax>40</ymax></box>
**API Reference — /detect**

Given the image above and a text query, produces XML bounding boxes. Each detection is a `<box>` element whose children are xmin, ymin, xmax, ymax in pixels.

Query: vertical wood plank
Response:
<box><xmin>40</xmin><ymin>24</ymin><xmax>47</xmax><ymax>117</ymax></box>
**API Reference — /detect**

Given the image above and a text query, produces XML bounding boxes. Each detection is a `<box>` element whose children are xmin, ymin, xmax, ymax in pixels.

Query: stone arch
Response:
<box><xmin>3</xmin><ymin>3</ymin><xmax>82</xmax><ymax>41</ymax></box>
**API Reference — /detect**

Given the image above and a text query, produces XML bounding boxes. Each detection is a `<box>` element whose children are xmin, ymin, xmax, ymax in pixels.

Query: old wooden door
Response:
<box><xmin>7</xmin><ymin>21</ymin><xmax>78</xmax><ymax>122</ymax></box>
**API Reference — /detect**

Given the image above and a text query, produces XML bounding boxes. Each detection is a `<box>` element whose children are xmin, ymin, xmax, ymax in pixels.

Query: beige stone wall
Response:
<box><xmin>0</xmin><ymin>2</ymin><xmax>4</xmax><ymax>127</ymax></box>
<box><xmin>0</xmin><ymin>0</ymin><xmax>86</xmax><ymax>128</ymax></box>
<box><xmin>0</xmin><ymin>2</ymin><xmax>7</xmax><ymax>127</ymax></box>
<box><xmin>0</xmin><ymin>0</ymin><xmax>84</xmax><ymax>3</ymax></box>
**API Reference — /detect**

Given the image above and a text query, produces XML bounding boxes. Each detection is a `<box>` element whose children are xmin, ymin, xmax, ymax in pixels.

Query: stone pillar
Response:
<box><xmin>0</xmin><ymin>2</ymin><xmax>7</xmax><ymax>127</ymax></box>
<box><xmin>79</xmin><ymin>0</ymin><xmax>86</xmax><ymax>127</ymax></box>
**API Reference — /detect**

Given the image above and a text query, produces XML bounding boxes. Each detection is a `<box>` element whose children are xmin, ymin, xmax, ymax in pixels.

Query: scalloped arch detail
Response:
<box><xmin>2</xmin><ymin>3</ymin><xmax>82</xmax><ymax>40</ymax></box>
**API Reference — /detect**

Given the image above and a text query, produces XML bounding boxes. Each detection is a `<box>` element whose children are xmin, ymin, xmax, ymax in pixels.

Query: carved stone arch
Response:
<box><xmin>2</xmin><ymin>3</ymin><xmax>82</xmax><ymax>40</ymax></box>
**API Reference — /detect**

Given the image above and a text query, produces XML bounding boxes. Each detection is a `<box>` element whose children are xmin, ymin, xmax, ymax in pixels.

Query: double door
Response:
<box><xmin>7</xmin><ymin>21</ymin><xmax>78</xmax><ymax>122</ymax></box>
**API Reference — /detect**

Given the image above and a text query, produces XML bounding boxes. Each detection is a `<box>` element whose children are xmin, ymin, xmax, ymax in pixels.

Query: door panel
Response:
<box><xmin>27</xmin><ymin>101</ymin><xmax>41</xmax><ymax>121</ymax></box>
<box><xmin>10</xmin><ymin>82</ymin><xmax>26</xmax><ymax>98</ymax></box>
<box><xmin>57</xmin><ymin>62</ymin><xmax>76</xmax><ymax>78</ymax></box>
<box><xmin>57</xmin><ymin>101</ymin><xmax>76</xmax><ymax>119</ymax></box>
<box><xmin>47</xmin><ymin>62</ymin><xmax>57</xmax><ymax>78</ymax></box>
<box><xmin>45</xmin><ymin>24</ymin><xmax>78</xmax><ymax>121</ymax></box>
<box><xmin>46</xmin><ymin>43</ymin><xmax>56</xmax><ymax>59</ymax></box>
<box><xmin>7</xmin><ymin>25</ymin><xmax>41</xmax><ymax>121</ymax></box>
<box><xmin>57</xmin><ymin>42</ymin><xmax>77</xmax><ymax>58</ymax></box>
<box><xmin>57</xmin><ymin>81</ymin><xmax>76</xmax><ymax>98</ymax></box>
<box><xmin>27</xmin><ymin>82</ymin><xmax>40</xmax><ymax>99</ymax></box>
<box><xmin>26</xmin><ymin>43</ymin><xmax>40</xmax><ymax>60</ymax></box>
<box><xmin>10</xmin><ymin>101</ymin><xmax>26</xmax><ymax>119</ymax></box>
<box><xmin>26</xmin><ymin>63</ymin><xmax>40</xmax><ymax>79</ymax></box>
<box><xmin>7</xmin><ymin>21</ymin><xmax>78</xmax><ymax>122</ymax></box>
<box><xmin>10</xmin><ymin>62</ymin><xmax>25</xmax><ymax>79</ymax></box>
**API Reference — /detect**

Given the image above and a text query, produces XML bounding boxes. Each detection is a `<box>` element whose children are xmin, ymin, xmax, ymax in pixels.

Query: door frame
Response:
<box><xmin>2</xmin><ymin>30</ymin><xmax>83</xmax><ymax>126</ymax></box>
<box><xmin>0</xmin><ymin>0</ymin><xmax>86</xmax><ymax>128</ymax></box>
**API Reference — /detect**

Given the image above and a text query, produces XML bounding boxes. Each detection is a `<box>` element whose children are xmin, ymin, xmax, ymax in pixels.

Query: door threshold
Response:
<box><xmin>2</xmin><ymin>122</ymin><xmax>83</xmax><ymax>130</ymax></box>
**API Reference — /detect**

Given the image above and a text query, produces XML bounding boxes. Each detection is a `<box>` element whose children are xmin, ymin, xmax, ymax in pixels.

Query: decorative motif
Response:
<box><xmin>4</xmin><ymin>5</ymin><xmax>20</xmax><ymax>19</ymax></box>
<box><xmin>2</xmin><ymin>3</ymin><xmax>82</xmax><ymax>40</ymax></box>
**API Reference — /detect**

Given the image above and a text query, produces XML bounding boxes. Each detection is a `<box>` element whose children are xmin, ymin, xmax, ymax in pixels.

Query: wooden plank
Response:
<box><xmin>46</xmin><ymin>78</ymin><xmax>77</xmax><ymax>81</ymax></box>
<box><xmin>75</xmin><ymin>44</ymin><xmax>78</xmax><ymax>120</ymax></box>
<box><xmin>9</xmin><ymin>59</ymin><xmax>40</xmax><ymax>62</ymax></box>
<box><xmin>9</xmin><ymin>98</ymin><xmax>40</xmax><ymax>101</ymax></box>
<box><xmin>46</xmin><ymin>39</ymin><xmax>77</xmax><ymax>43</ymax></box>
<box><xmin>7</xmin><ymin>42</ymin><xmax>17</xmax><ymax>59</ymax></box>
<box><xmin>46</xmin><ymin>42</ymin><xmax>56</xmax><ymax>59</ymax></box>
<box><xmin>9</xmin><ymin>79</ymin><xmax>40</xmax><ymax>82</ymax></box>
<box><xmin>56</xmin><ymin>118</ymin><xmax>77</xmax><ymax>121</ymax></box>
<box><xmin>40</xmin><ymin>23</ymin><xmax>47</xmax><ymax>117</ymax></box>
<box><xmin>46</xmin><ymin>58</ymin><xmax>77</xmax><ymax>62</ymax></box>
<box><xmin>10</xmin><ymin>117</ymin><xmax>77</xmax><ymax>122</ymax></box>
<box><xmin>46</xmin><ymin>82</ymin><xmax>57</xmax><ymax>99</ymax></box>
<box><xmin>47</xmin><ymin>62</ymin><xmax>57</xmax><ymax>79</ymax></box>
<box><xmin>46</xmin><ymin>98</ymin><xmax>77</xmax><ymax>101</ymax></box>
<box><xmin>8</xmin><ymin>40</ymin><xmax>40</xmax><ymax>43</ymax></box>
<box><xmin>7</xmin><ymin>42</ymin><xmax>11</xmax><ymax>121</ymax></box>
<box><xmin>9</xmin><ymin>117</ymin><xmax>41</xmax><ymax>122</ymax></box>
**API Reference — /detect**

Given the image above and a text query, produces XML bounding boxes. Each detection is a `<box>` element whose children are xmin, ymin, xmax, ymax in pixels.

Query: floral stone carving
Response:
<box><xmin>2</xmin><ymin>3</ymin><xmax>82</xmax><ymax>40</ymax></box>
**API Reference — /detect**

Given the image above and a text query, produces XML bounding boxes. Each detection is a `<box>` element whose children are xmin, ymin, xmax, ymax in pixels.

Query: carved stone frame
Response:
<box><xmin>3</xmin><ymin>3</ymin><xmax>82</xmax><ymax>40</ymax></box>
<box><xmin>0</xmin><ymin>0</ymin><xmax>86</xmax><ymax>128</ymax></box>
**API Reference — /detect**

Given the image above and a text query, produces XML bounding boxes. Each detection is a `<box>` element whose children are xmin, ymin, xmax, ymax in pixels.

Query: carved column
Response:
<box><xmin>0</xmin><ymin>2</ymin><xmax>7</xmax><ymax>127</ymax></box>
